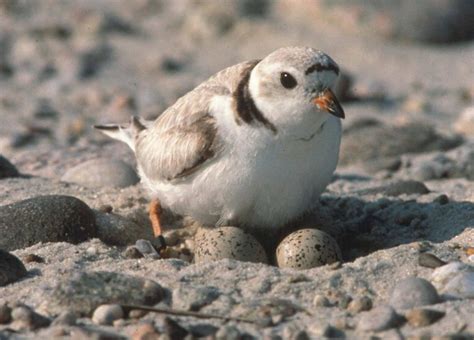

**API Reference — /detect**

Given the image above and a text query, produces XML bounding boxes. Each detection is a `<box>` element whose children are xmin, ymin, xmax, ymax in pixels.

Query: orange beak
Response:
<box><xmin>314</xmin><ymin>89</ymin><xmax>345</xmax><ymax>119</ymax></box>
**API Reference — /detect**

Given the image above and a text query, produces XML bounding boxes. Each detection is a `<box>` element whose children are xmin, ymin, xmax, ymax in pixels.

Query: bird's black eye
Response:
<box><xmin>280</xmin><ymin>72</ymin><xmax>297</xmax><ymax>89</ymax></box>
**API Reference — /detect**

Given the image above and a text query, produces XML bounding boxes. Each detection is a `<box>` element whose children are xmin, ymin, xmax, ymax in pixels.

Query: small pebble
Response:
<box><xmin>433</xmin><ymin>194</ymin><xmax>449</xmax><ymax>205</ymax></box>
<box><xmin>0</xmin><ymin>304</ymin><xmax>12</xmax><ymax>324</ymax></box>
<box><xmin>389</xmin><ymin>277</ymin><xmax>440</xmax><ymax>310</ymax></box>
<box><xmin>51</xmin><ymin>311</ymin><xmax>77</xmax><ymax>326</ymax></box>
<box><xmin>276</xmin><ymin>229</ymin><xmax>342</xmax><ymax>269</ymax></box>
<box><xmin>194</xmin><ymin>226</ymin><xmax>267</xmax><ymax>264</ymax></box>
<box><xmin>92</xmin><ymin>304</ymin><xmax>124</xmax><ymax>325</ymax></box>
<box><xmin>135</xmin><ymin>239</ymin><xmax>159</xmax><ymax>257</ymax></box>
<box><xmin>347</xmin><ymin>296</ymin><xmax>372</xmax><ymax>313</ymax></box>
<box><xmin>0</xmin><ymin>250</ymin><xmax>27</xmax><ymax>286</ymax></box>
<box><xmin>418</xmin><ymin>253</ymin><xmax>446</xmax><ymax>269</ymax></box>
<box><xmin>98</xmin><ymin>204</ymin><xmax>113</xmax><ymax>213</ymax></box>
<box><xmin>313</xmin><ymin>294</ymin><xmax>331</xmax><ymax>307</ymax></box>
<box><xmin>22</xmin><ymin>254</ymin><xmax>44</xmax><ymax>263</ymax></box>
<box><xmin>124</xmin><ymin>246</ymin><xmax>144</xmax><ymax>259</ymax></box>
<box><xmin>405</xmin><ymin>308</ymin><xmax>445</xmax><ymax>327</ymax></box>
<box><xmin>0</xmin><ymin>155</ymin><xmax>20</xmax><ymax>178</ymax></box>
<box><xmin>358</xmin><ymin>305</ymin><xmax>400</xmax><ymax>332</ymax></box>
<box><xmin>11</xmin><ymin>305</ymin><xmax>50</xmax><ymax>330</ymax></box>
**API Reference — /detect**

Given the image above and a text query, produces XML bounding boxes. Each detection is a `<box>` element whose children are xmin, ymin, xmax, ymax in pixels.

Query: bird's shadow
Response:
<box><xmin>253</xmin><ymin>192</ymin><xmax>474</xmax><ymax>263</ymax></box>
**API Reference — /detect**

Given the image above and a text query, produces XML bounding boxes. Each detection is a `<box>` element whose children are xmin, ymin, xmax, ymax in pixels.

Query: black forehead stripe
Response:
<box><xmin>305</xmin><ymin>62</ymin><xmax>339</xmax><ymax>76</ymax></box>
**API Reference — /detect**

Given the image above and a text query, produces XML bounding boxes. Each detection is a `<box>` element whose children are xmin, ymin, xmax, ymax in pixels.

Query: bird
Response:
<box><xmin>95</xmin><ymin>46</ymin><xmax>345</xmax><ymax>246</ymax></box>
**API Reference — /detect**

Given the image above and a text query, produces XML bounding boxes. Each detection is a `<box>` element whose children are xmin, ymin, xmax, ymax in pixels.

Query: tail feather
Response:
<box><xmin>94</xmin><ymin>116</ymin><xmax>147</xmax><ymax>152</ymax></box>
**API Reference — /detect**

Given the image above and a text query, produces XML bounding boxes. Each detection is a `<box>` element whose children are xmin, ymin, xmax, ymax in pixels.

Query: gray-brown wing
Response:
<box><xmin>136</xmin><ymin>60</ymin><xmax>260</xmax><ymax>182</ymax></box>
<box><xmin>136</xmin><ymin>114</ymin><xmax>221</xmax><ymax>181</ymax></box>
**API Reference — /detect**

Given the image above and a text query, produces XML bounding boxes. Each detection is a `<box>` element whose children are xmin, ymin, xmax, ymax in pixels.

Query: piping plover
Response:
<box><xmin>95</xmin><ymin>46</ymin><xmax>344</xmax><ymax>239</ymax></box>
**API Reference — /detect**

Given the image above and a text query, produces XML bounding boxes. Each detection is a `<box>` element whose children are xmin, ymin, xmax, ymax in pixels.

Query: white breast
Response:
<box><xmin>142</xmin><ymin>96</ymin><xmax>342</xmax><ymax>231</ymax></box>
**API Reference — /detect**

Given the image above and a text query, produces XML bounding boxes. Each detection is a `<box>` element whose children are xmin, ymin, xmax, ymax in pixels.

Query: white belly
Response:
<box><xmin>141</xmin><ymin>115</ymin><xmax>341</xmax><ymax>231</ymax></box>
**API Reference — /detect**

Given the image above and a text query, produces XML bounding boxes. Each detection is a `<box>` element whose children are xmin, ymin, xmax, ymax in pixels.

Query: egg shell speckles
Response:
<box><xmin>276</xmin><ymin>228</ymin><xmax>342</xmax><ymax>269</ymax></box>
<box><xmin>194</xmin><ymin>226</ymin><xmax>268</xmax><ymax>264</ymax></box>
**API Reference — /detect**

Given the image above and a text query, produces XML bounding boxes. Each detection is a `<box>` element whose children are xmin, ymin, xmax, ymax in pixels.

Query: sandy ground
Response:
<box><xmin>1</xmin><ymin>1</ymin><xmax>474</xmax><ymax>338</ymax></box>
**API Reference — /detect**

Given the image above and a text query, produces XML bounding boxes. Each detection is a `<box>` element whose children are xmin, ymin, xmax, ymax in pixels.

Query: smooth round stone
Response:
<box><xmin>276</xmin><ymin>229</ymin><xmax>342</xmax><ymax>269</ymax></box>
<box><xmin>61</xmin><ymin>159</ymin><xmax>139</xmax><ymax>188</ymax></box>
<box><xmin>441</xmin><ymin>272</ymin><xmax>474</xmax><ymax>299</ymax></box>
<box><xmin>389</xmin><ymin>277</ymin><xmax>440</xmax><ymax>310</ymax></box>
<box><xmin>194</xmin><ymin>226</ymin><xmax>268</xmax><ymax>264</ymax></box>
<box><xmin>0</xmin><ymin>195</ymin><xmax>97</xmax><ymax>251</ymax></box>
<box><xmin>0</xmin><ymin>250</ymin><xmax>27</xmax><ymax>286</ymax></box>
<box><xmin>0</xmin><ymin>155</ymin><xmax>20</xmax><ymax>179</ymax></box>
<box><xmin>358</xmin><ymin>305</ymin><xmax>399</xmax><ymax>332</ymax></box>
<box><xmin>431</xmin><ymin>262</ymin><xmax>472</xmax><ymax>287</ymax></box>
<box><xmin>92</xmin><ymin>304</ymin><xmax>123</xmax><ymax>325</ymax></box>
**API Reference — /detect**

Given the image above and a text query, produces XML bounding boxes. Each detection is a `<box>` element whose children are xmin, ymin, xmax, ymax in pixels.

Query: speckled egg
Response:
<box><xmin>276</xmin><ymin>229</ymin><xmax>342</xmax><ymax>269</ymax></box>
<box><xmin>194</xmin><ymin>226</ymin><xmax>268</xmax><ymax>264</ymax></box>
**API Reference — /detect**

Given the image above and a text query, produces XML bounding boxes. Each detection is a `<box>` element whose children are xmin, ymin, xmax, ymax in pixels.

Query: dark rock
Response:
<box><xmin>358</xmin><ymin>305</ymin><xmax>401</xmax><ymax>332</ymax></box>
<box><xmin>433</xmin><ymin>194</ymin><xmax>450</xmax><ymax>205</ymax></box>
<box><xmin>0</xmin><ymin>304</ymin><xmax>12</xmax><ymax>324</ymax></box>
<box><xmin>0</xmin><ymin>155</ymin><xmax>19</xmax><ymax>179</ymax></box>
<box><xmin>94</xmin><ymin>212</ymin><xmax>152</xmax><ymax>246</ymax></box>
<box><xmin>164</xmin><ymin>317</ymin><xmax>189</xmax><ymax>340</ymax></box>
<box><xmin>0</xmin><ymin>250</ymin><xmax>27</xmax><ymax>286</ymax></box>
<box><xmin>405</xmin><ymin>308</ymin><xmax>445</xmax><ymax>327</ymax></box>
<box><xmin>61</xmin><ymin>159</ymin><xmax>139</xmax><ymax>188</ymax></box>
<box><xmin>340</xmin><ymin>121</ymin><xmax>462</xmax><ymax>165</ymax></box>
<box><xmin>390</xmin><ymin>277</ymin><xmax>440</xmax><ymax>309</ymax></box>
<box><xmin>418</xmin><ymin>253</ymin><xmax>447</xmax><ymax>268</ymax></box>
<box><xmin>42</xmin><ymin>271</ymin><xmax>165</xmax><ymax>316</ymax></box>
<box><xmin>0</xmin><ymin>195</ymin><xmax>97</xmax><ymax>251</ymax></box>
<box><xmin>22</xmin><ymin>254</ymin><xmax>44</xmax><ymax>264</ymax></box>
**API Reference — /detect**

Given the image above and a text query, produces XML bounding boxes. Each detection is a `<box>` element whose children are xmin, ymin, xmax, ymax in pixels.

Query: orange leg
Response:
<box><xmin>149</xmin><ymin>199</ymin><xmax>163</xmax><ymax>237</ymax></box>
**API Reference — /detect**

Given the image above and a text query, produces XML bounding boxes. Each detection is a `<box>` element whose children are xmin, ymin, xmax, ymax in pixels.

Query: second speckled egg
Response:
<box><xmin>194</xmin><ymin>226</ymin><xmax>268</xmax><ymax>264</ymax></box>
<box><xmin>276</xmin><ymin>228</ymin><xmax>342</xmax><ymax>269</ymax></box>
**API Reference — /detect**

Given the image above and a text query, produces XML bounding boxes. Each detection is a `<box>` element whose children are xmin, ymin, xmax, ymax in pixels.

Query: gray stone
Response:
<box><xmin>0</xmin><ymin>250</ymin><xmax>27</xmax><ymax>286</ymax></box>
<box><xmin>92</xmin><ymin>304</ymin><xmax>124</xmax><ymax>325</ymax></box>
<box><xmin>163</xmin><ymin>317</ymin><xmax>189</xmax><ymax>339</ymax></box>
<box><xmin>61</xmin><ymin>159</ymin><xmax>139</xmax><ymax>188</ymax></box>
<box><xmin>40</xmin><ymin>271</ymin><xmax>165</xmax><ymax>316</ymax></box>
<box><xmin>94</xmin><ymin>212</ymin><xmax>153</xmax><ymax>246</ymax></box>
<box><xmin>172</xmin><ymin>284</ymin><xmax>220</xmax><ymax>311</ymax></box>
<box><xmin>51</xmin><ymin>311</ymin><xmax>77</xmax><ymax>326</ymax></box>
<box><xmin>358</xmin><ymin>305</ymin><xmax>400</xmax><ymax>332</ymax></box>
<box><xmin>10</xmin><ymin>305</ymin><xmax>50</xmax><ymax>331</ymax></box>
<box><xmin>347</xmin><ymin>296</ymin><xmax>372</xmax><ymax>313</ymax></box>
<box><xmin>215</xmin><ymin>325</ymin><xmax>242</xmax><ymax>340</ymax></box>
<box><xmin>389</xmin><ymin>277</ymin><xmax>440</xmax><ymax>310</ymax></box>
<box><xmin>0</xmin><ymin>195</ymin><xmax>97</xmax><ymax>251</ymax></box>
<box><xmin>340</xmin><ymin>121</ymin><xmax>462</xmax><ymax>165</ymax></box>
<box><xmin>418</xmin><ymin>253</ymin><xmax>446</xmax><ymax>269</ymax></box>
<box><xmin>0</xmin><ymin>155</ymin><xmax>19</xmax><ymax>179</ymax></box>
<box><xmin>442</xmin><ymin>272</ymin><xmax>474</xmax><ymax>299</ymax></box>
